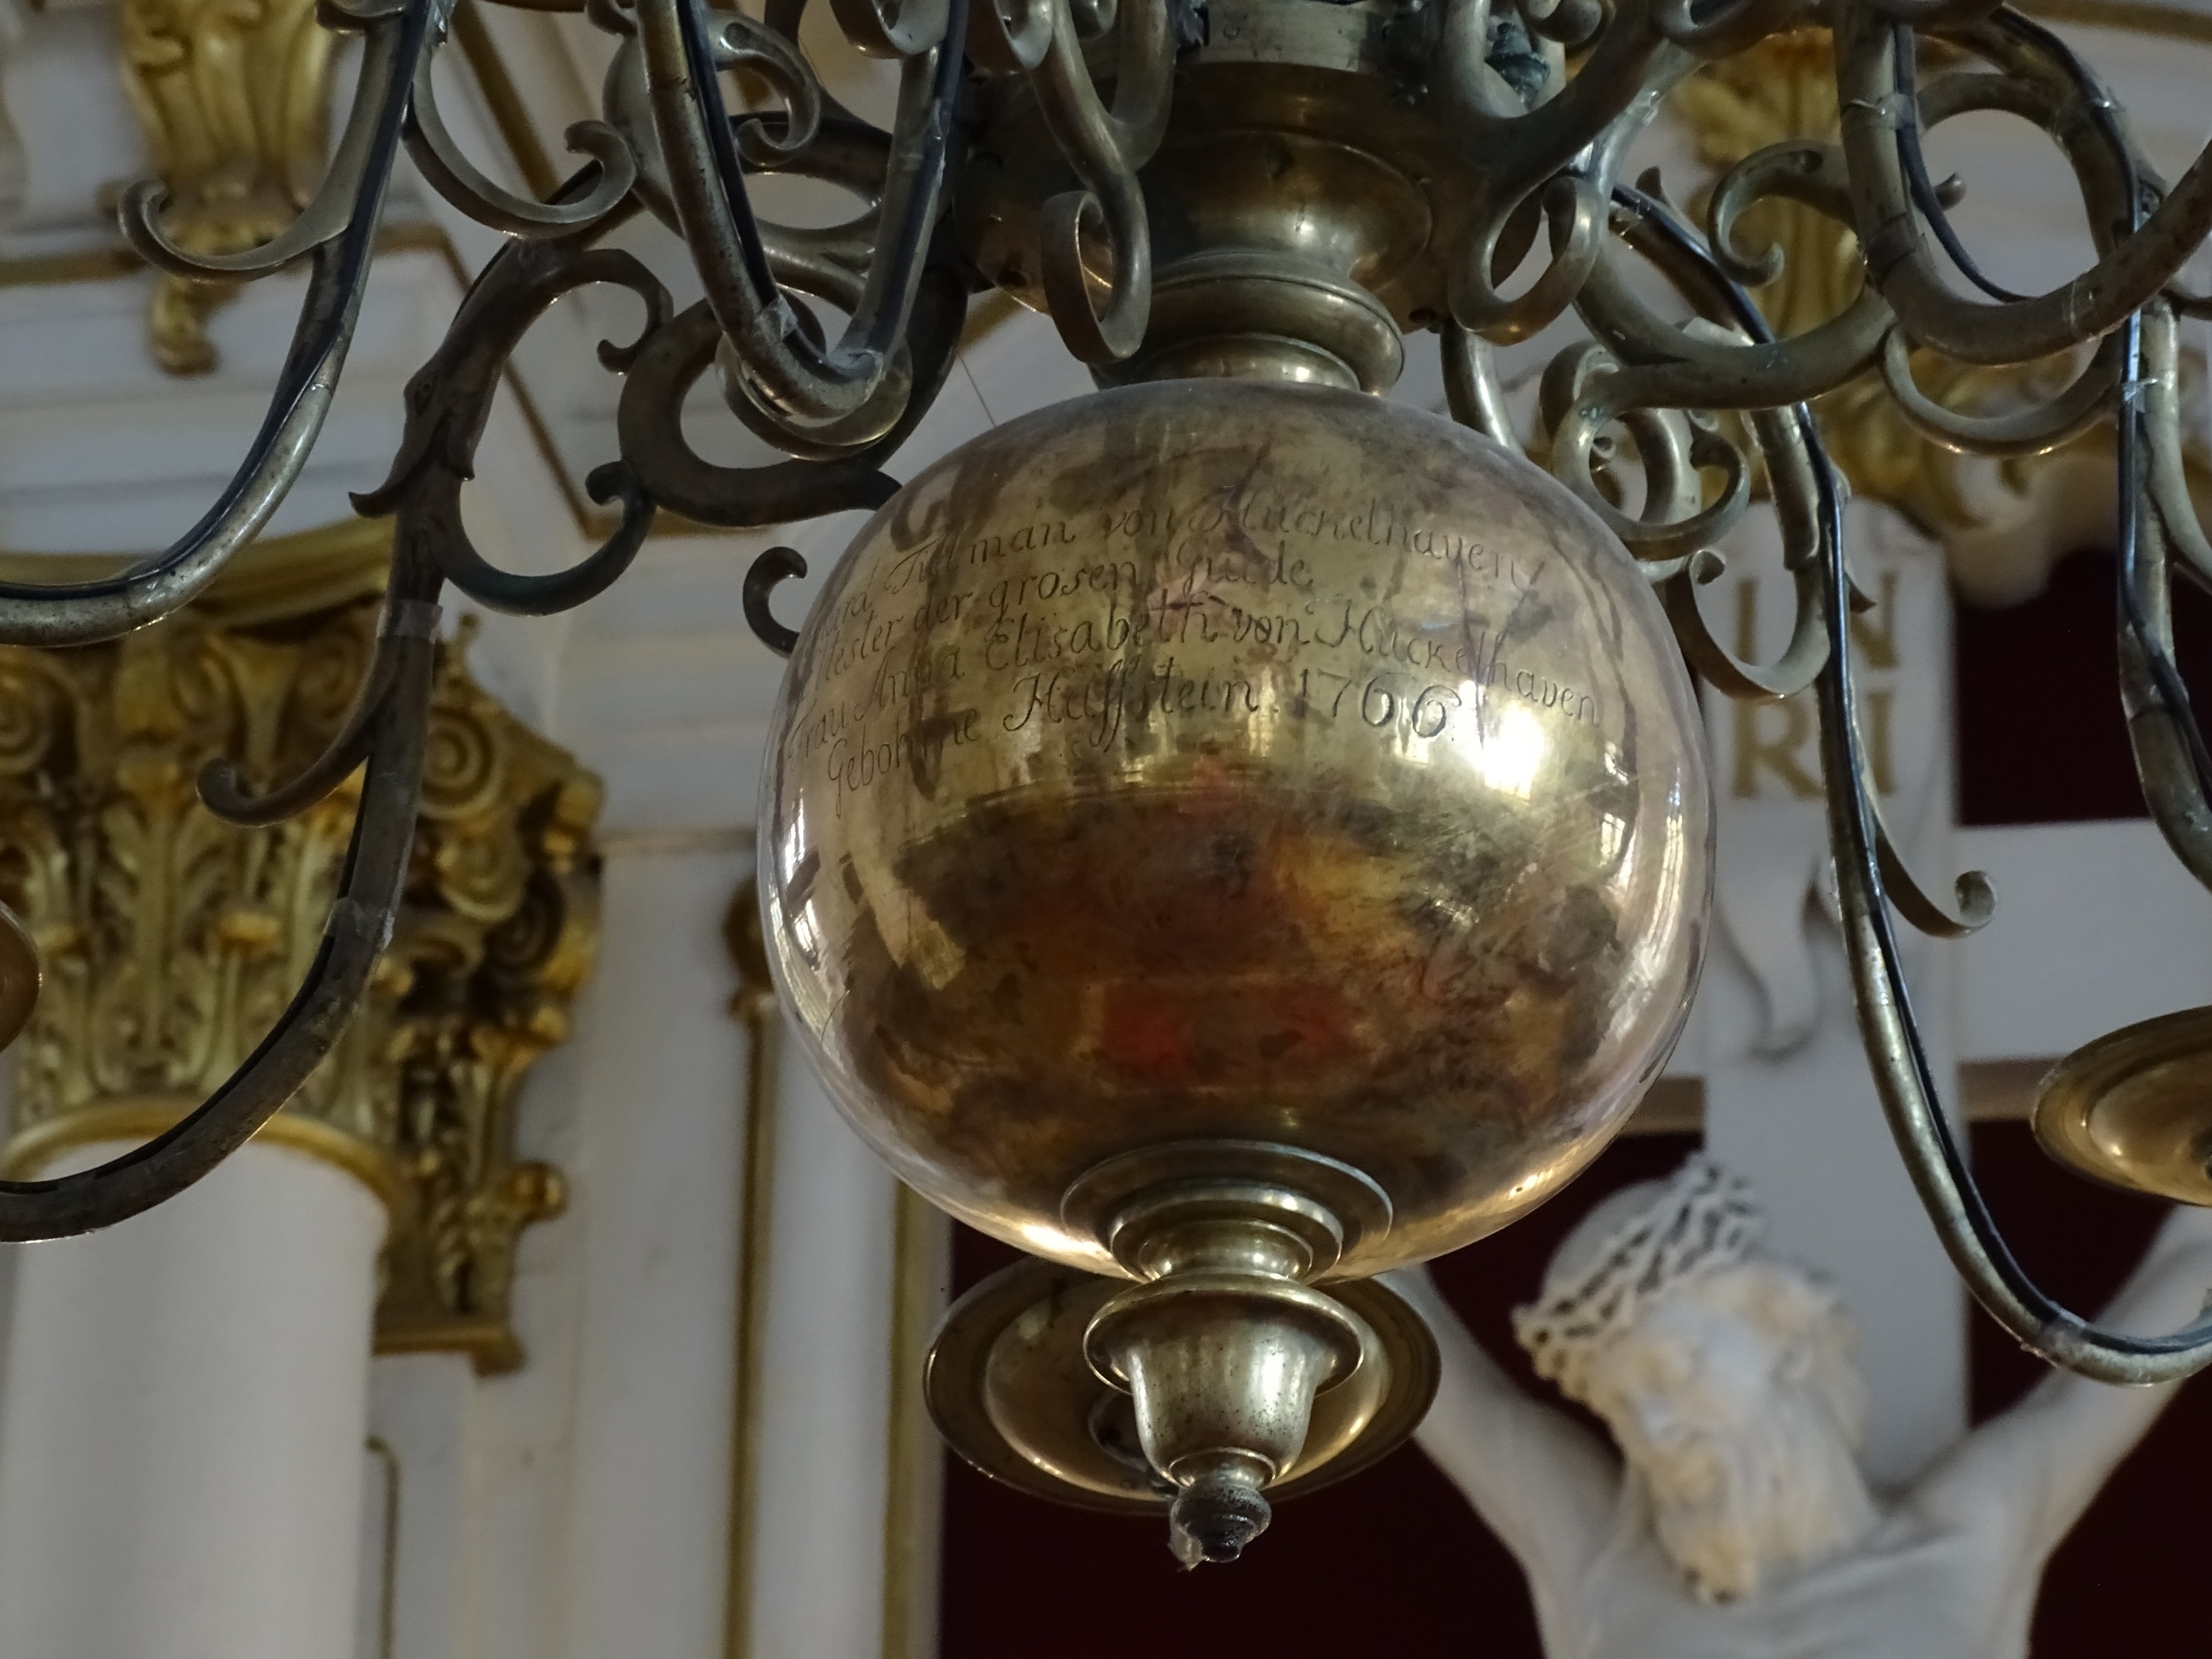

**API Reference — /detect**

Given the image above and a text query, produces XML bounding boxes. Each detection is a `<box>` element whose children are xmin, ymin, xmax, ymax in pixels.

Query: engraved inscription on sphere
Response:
<box><xmin>763</xmin><ymin>381</ymin><xmax>1713</xmax><ymax>1278</ymax></box>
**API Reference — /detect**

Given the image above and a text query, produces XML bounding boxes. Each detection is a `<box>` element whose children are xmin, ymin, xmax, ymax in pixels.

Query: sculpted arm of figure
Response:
<box><xmin>1388</xmin><ymin>1267</ymin><xmax>1617</xmax><ymax>1574</ymax></box>
<box><xmin>1917</xmin><ymin>1205</ymin><xmax>2212</xmax><ymax>1562</ymax></box>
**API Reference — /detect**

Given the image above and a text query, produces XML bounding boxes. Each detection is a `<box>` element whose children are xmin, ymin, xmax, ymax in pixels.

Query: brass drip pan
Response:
<box><xmin>925</xmin><ymin>1254</ymin><xmax>1438</xmax><ymax>1515</ymax></box>
<box><xmin>2033</xmin><ymin>1007</ymin><xmax>2212</xmax><ymax>1205</ymax></box>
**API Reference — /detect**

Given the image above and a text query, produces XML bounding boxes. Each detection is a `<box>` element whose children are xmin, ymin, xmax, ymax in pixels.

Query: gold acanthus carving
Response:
<box><xmin>0</xmin><ymin>575</ymin><xmax>601</xmax><ymax>1375</ymax></box>
<box><xmin>1667</xmin><ymin>30</ymin><xmax>2083</xmax><ymax>538</ymax></box>
<box><xmin>117</xmin><ymin>0</ymin><xmax>334</xmax><ymax>375</ymax></box>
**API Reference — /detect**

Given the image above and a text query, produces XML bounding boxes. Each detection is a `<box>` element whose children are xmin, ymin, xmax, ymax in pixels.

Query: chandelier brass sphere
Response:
<box><xmin>0</xmin><ymin>0</ymin><xmax>2208</xmax><ymax>1575</ymax></box>
<box><xmin>760</xmin><ymin>378</ymin><xmax>1711</xmax><ymax>1549</ymax></box>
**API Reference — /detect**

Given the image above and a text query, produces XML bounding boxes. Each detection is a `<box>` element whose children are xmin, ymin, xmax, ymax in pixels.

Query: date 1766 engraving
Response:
<box><xmin>794</xmin><ymin>481</ymin><xmax>1600</xmax><ymax>807</ymax></box>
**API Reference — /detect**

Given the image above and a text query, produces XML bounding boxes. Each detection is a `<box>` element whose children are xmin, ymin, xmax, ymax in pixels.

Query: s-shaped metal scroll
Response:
<box><xmin>1615</xmin><ymin>180</ymin><xmax>2212</xmax><ymax>1387</ymax></box>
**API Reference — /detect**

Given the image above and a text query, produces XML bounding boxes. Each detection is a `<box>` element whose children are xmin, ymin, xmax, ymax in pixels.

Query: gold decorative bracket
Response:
<box><xmin>117</xmin><ymin>0</ymin><xmax>335</xmax><ymax>375</ymax></box>
<box><xmin>0</xmin><ymin>525</ymin><xmax>601</xmax><ymax>1375</ymax></box>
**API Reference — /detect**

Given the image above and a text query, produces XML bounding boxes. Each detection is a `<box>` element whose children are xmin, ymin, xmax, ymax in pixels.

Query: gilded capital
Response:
<box><xmin>0</xmin><ymin>527</ymin><xmax>600</xmax><ymax>1374</ymax></box>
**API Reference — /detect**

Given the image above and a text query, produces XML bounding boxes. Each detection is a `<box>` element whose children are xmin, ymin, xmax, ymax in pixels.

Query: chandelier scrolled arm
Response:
<box><xmin>632</xmin><ymin>0</ymin><xmax>967</xmax><ymax>439</ymax></box>
<box><xmin>0</xmin><ymin>575</ymin><xmax>438</xmax><ymax>1242</ymax></box>
<box><xmin>10</xmin><ymin>0</ymin><xmax>2212</xmax><ymax>1528</ymax></box>
<box><xmin>1876</xmin><ymin>322</ymin><xmax>2125</xmax><ymax>454</ymax></box>
<box><xmin>1612</xmin><ymin>183</ymin><xmax>2212</xmax><ymax>1385</ymax></box>
<box><xmin>1836</xmin><ymin>6</ymin><xmax>2212</xmax><ymax>366</ymax></box>
<box><xmin>405</xmin><ymin>58</ymin><xmax>637</xmax><ymax>237</ymax></box>
<box><xmin>1440</xmin><ymin>323</ymin><xmax>1520</xmax><ymax>446</ymax></box>
<box><xmin>1030</xmin><ymin>0</ymin><xmax>1172</xmax><ymax>361</ymax></box>
<box><xmin>1547</xmin><ymin>347</ymin><xmax>1755</xmax><ymax>561</ymax></box>
<box><xmin>353</xmin><ymin>225</ymin><xmax>674</xmax><ymax>616</ymax></box>
<box><xmin>616</xmin><ymin>250</ymin><xmax>967</xmax><ymax>525</ymax></box>
<box><xmin>0</xmin><ymin>0</ymin><xmax>432</xmax><ymax>648</ymax></box>
<box><xmin>1582</xmin><ymin>192</ymin><xmax>1846</xmax><ymax>667</ymax></box>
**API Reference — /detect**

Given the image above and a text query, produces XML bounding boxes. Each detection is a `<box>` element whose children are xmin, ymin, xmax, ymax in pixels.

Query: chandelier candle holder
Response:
<box><xmin>0</xmin><ymin>0</ymin><xmax>2208</xmax><ymax>1562</ymax></box>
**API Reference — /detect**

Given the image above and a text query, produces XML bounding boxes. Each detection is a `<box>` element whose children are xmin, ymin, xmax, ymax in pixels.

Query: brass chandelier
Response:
<box><xmin>0</xmin><ymin>0</ymin><xmax>2208</xmax><ymax>1567</ymax></box>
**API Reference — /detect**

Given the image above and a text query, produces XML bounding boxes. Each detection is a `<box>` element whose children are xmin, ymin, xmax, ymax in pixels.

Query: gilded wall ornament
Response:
<box><xmin>117</xmin><ymin>0</ymin><xmax>334</xmax><ymax>375</ymax></box>
<box><xmin>0</xmin><ymin>549</ymin><xmax>599</xmax><ymax>1372</ymax></box>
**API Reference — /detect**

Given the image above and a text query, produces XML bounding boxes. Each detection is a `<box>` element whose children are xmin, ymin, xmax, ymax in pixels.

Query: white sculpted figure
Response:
<box><xmin>1398</xmin><ymin>1154</ymin><xmax>2212</xmax><ymax>1658</ymax></box>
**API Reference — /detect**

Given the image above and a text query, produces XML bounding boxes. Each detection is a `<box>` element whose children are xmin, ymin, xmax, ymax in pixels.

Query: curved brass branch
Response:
<box><xmin>1515</xmin><ymin>0</ymin><xmax>1603</xmax><ymax>48</ymax></box>
<box><xmin>617</xmin><ymin>260</ymin><xmax>964</xmax><ymax>527</ymax></box>
<box><xmin>1707</xmin><ymin>137</ymin><xmax>1855</xmax><ymax>287</ymax></box>
<box><xmin>120</xmin><ymin>0</ymin><xmax>420</xmax><ymax>280</ymax></box>
<box><xmin>966</xmin><ymin>0</ymin><xmax>1052</xmax><ymax>73</ymax></box>
<box><xmin>1440</xmin><ymin>324</ymin><xmax>1521</xmax><ymax>447</ymax></box>
<box><xmin>1834</xmin><ymin>6</ymin><xmax>2212</xmax><ymax>367</ymax></box>
<box><xmin>1651</xmin><ymin>0</ymin><xmax>1806</xmax><ymax>63</ymax></box>
<box><xmin>710</xmin><ymin>228</ymin><xmax>915</xmax><ymax>462</ymax></box>
<box><xmin>407</xmin><ymin>23</ymin><xmax>639</xmax><ymax>239</ymax></box>
<box><xmin>632</xmin><ymin>0</ymin><xmax>964</xmax><ymax>434</ymax></box>
<box><xmin>354</xmin><ymin>233</ymin><xmax>674</xmax><ymax>617</ymax></box>
<box><xmin>1870</xmin><ymin>788</ymin><xmax>1995</xmax><ymax>934</ymax></box>
<box><xmin>744</xmin><ymin>545</ymin><xmax>809</xmax><ymax>656</ymax></box>
<box><xmin>1876</xmin><ymin>324</ymin><xmax>2121</xmax><ymax>457</ymax></box>
<box><xmin>1455</xmin><ymin>173</ymin><xmax>1610</xmax><ymax>344</ymax></box>
<box><xmin>1661</xmin><ymin>407</ymin><xmax>1832</xmax><ymax>700</ymax></box>
<box><xmin>1033</xmin><ymin>0</ymin><xmax>1172</xmax><ymax>363</ymax></box>
<box><xmin>1577</xmin><ymin>197</ymin><xmax>1891</xmax><ymax>411</ymax></box>
<box><xmin>1610</xmin><ymin>177</ymin><xmax>2212</xmax><ymax>1387</ymax></box>
<box><xmin>720</xmin><ymin>6</ymin><xmax>828</xmax><ymax>157</ymax></box>
<box><xmin>2112</xmin><ymin>324</ymin><xmax>2212</xmax><ymax>892</ymax></box>
<box><xmin>831</xmin><ymin>0</ymin><xmax>949</xmax><ymax>57</ymax></box>
<box><xmin>0</xmin><ymin>578</ymin><xmax>437</xmax><ymax>1242</ymax></box>
<box><xmin>198</xmin><ymin>609</ymin><xmax>410</xmax><ymax>826</ymax></box>
<box><xmin>1437</xmin><ymin>0</ymin><xmax>1689</xmax><ymax>269</ymax></box>
<box><xmin>0</xmin><ymin>0</ymin><xmax>431</xmax><ymax>649</ymax></box>
<box><xmin>1820</xmin><ymin>443</ymin><xmax>2212</xmax><ymax>1382</ymax></box>
<box><xmin>2142</xmin><ymin>305</ymin><xmax>2212</xmax><ymax>592</ymax></box>
<box><xmin>1545</xmin><ymin>341</ymin><xmax>1756</xmax><ymax>562</ymax></box>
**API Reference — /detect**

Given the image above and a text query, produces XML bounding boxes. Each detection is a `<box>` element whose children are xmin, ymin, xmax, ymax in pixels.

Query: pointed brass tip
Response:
<box><xmin>1167</xmin><ymin>1456</ymin><xmax>1272</xmax><ymax>1566</ymax></box>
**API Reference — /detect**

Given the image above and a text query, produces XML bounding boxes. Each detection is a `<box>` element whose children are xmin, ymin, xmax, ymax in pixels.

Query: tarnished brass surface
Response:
<box><xmin>2033</xmin><ymin>1008</ymin><xmax>2212</xmax><ymax>1206</ymax></box>
<box><xmin>924</xmin><ymin>1252</ymin><xmax>1437</xmax><ymax>1516</ymax></box>
<box><xmin>960</xmin><ymin>0</ymin><xmax>1490</xmax><ymax>390</ymax></box>
<box><xmin>761</xmin><ymin>379</ymin><xmax>1712</xmax><ymax>1278</ymax></box>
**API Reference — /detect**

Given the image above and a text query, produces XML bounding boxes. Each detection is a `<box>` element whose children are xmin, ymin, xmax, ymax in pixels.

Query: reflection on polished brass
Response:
<box><xmin>962</xmin><ymin>0</ymin><xmax>1489</xmax><ymax>390</ymax></box>
<box><xmin>1075</xmin><ymin>1148</ymin><xmax>1381</xmax><ymax>1559</ymax></box>
<box><xmin>763</xmin><ymin>379</ymin><xmax>1711</xmax><ymax>1281</ymax></box>
<box><xmin>925</xmin><ymin>1252</ymin><xmax>1437</xmax><ymax>1520</ymax></box>
<box><xmin>2033</xmin><ymin>1008</ymin><xmax>2212</xmax><ymax>1206</ymax></box>
<box><xmin>0</xmin><ymin>566</ymin><xmax>600</xmax><ymax>1372</ymax></box>
<box><xmin>765</xmin><ymin>378</ymin><xmax>1707</xmax><ymax>1549</ymax></box>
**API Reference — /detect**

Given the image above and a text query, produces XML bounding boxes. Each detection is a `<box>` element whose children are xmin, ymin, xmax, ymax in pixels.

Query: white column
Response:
<box><xmin>0</xmin><ymin>1138</ymin><xmax>384</xmax><ymax>1659</ymax></box>
<box><xmin>556</xmin><ymin>845</ymin><xmax>751</xmax><ymax>1659</ymax></box>
<box><xmin>366</xmin><ymin>1352</ymin><xmax>479</xmax><ymax>1659</ymax></box>
<box><xmin>744</xmin><ymin>1040</ymin><xmax>904</xmax><ymax>1659</ymax></box>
